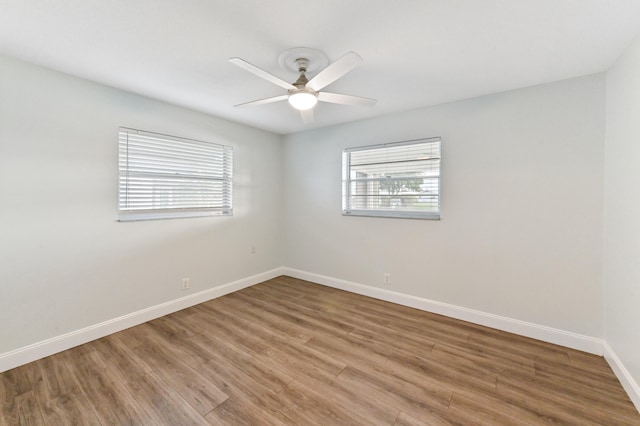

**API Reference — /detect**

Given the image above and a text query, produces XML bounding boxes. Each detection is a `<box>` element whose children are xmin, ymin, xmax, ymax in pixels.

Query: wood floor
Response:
<box><xmin>1</xmin><ymin>276</ymin><xmax>639</xmax><ymax>425</ymax></box>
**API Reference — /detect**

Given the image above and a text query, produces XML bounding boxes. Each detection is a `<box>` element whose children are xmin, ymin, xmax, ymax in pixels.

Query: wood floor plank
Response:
<box><xmin>260</xmin><ymin>337</ymin><xmax>348</xmax><ymax>378</ymax></box>
<box><xmin>431</xmin><ymin>341</ymin><xmax>536</xmax><ymax>378</ymax></box>
<box><xmin>205</xmin><ymin>392</ymin><xmax>292</xmax><ymax>426</ymax></box>
<box><xmin>85</xmin><ymin>333</ymin><xmax>153</xmax><ymax>380</ymax></box>
<box><xmin>124</xmin><ymin>372</ymin><xmax>210</xmax><ymax>425</ymax></box>
<box><xmin>294</xmin><ymin>372</ymin><xmax>400</xmax><ymax>426</ymax></box>
<box><xmin>347</xmin><ymin>323</ymin><xmax>436</xmax><ymax>358</ymax></box>
<box><xmin>335</xmin><ymin>365</ymin><xmax>453</xmax><ymax>421</ymax></box>
<box><xmin>1</xmin><ymin>275</ymin><xmax>639</xmax><ymax>425</ymax></box>
<box><xmin>383</xmin><ymin>349</ymin><xmax>498</xmax><ymax>395</ymax></box>
<box><xmin>393</xmin><ymin>411</ymin><xmax>448</xmax><ymax>426</ymax></box>
<box><xmin>37</xmin><ymin>393</ymin><xmax>100</xmax><ymax>426</ymax></box>
<box><xmin>303</xmin><ymin>332</ymin><xmax>390</xmax><ymax>367</ymax></box>
<box><xmin>147</xmin><ymin>312</ymin><xmax>197</xmax><ymax>340</ymax></box>
<box><xmin>144</xmin><ymin>317</ymin><xmax>216</xmax><ymax>368</ymax></box>
<box><xmin>448</xmin><ymin>391</ymin><xmax>549</xmax><ymax>426</ymax></box>
<box><xmin>190</xmin><ymin>304</ymin><xmax>273</xmax><ymax>356</ymax></box>
<box><xmin>0</xmin><ymin>368</ymin><xmax>32</xmax><ymax>400</ymax></box>
<box><xmin>0</xmin><ymin>391</ymin><xmax>44</xmax><ymax>426</ymax></box>
<box><xmin>255</xmin><ymin>339</ymin><xmax>400</xmax><ymax>425</ymax></box>
<box><xmin>195</xmin><ymin>339</ymin><xmax>296</xmax><ymax>425</ymax></box>
<box><xmin>0</xmin><ymin>368</ymin><xmax>34</xmax><ymax>426</ymax></box>
<box><xmin>258</xmin><ymin>281</ymin><xmax>396</xmax><ymax>330</ymax></box>
<box><xmin>382</xmin><ymin>315</ymin><xmax>471</xmax><ymax>348</ymax></box>
<box><xmin>0</xmin><ymin>364</ymin><xmax>39</xmax><ymax>424</ymax></box>
<box><xmin>533</xmin><ymin>360</ymin><xmax>630</xmax><ymax>399</ymax></box>
<box><xmin>216</xmin><ymin>292</ymin><xmax>315</xmax><ymax>343</ymax></box>
<box><xmin>65</xmin><ymin>350</ymin><xmax>156</xmax><ymax>425</ymax></box>
<box><xmin>22</xmin><ymin>359</ymin><xmax>58</xmax><ymax>398</ymax></box>
<box><xmin>231</xmin><ymin>286</ymin><xmax>356</xmax><ymax>337</ymax></box>
<box><xmin>205</xmin><ymin>341</ymin><xmax>293</xmax><ymax>391</ymax></box>
<box><xmin>126</xmin><ymin>324</ymin><xmax>229</xmax><ymax>416</ymax></box>
<box><xmin>25</xmin><ymin>353</ymin><xmax>100</xmax><ymax>426</ymax></box>
<box><xmin>276</xmin><ymin>379</ymin><xmax>388</xmax><ymax>426</ymax></box>
<box><xmin>496</xmin><ymin>373</ymin><xmax>640</xmax><ymax>425</ymax></box>
<box><xmin>466</xmin><ymin>329</ymin><xmax>571</xmax><ymax>366</ymax></box>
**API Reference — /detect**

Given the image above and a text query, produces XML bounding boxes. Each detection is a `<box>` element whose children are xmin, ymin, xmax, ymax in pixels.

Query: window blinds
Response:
<box><xmin>342</xmin><ymin>138</ymin><xmax>441</xmax><ymax>219</ymax></box>
<box><xmin>118</xmin><ymin>127</ymin><xmax>233</xmax><ymax>221</ymax></box>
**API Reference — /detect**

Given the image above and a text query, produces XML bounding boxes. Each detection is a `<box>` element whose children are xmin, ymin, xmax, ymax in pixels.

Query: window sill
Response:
<box><xmin>342</xmin><ymin>210</ymin><xmax>440</xmax><ymax>220</ymax></box>
<box><xmin>118</xmin><ymin>209</ymin><xmax>232</xmax><ymax>222</ymax></box>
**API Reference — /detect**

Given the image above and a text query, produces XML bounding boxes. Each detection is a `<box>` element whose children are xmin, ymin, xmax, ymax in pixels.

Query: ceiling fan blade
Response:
<box><xmin>318</xmin><ymin>92</ymin><xmax>377</xmax><ymax>107</ymax></box>
<box><xmin>234</xmin><ymin>95</ymin><xmax>288</xmax><ymax>108</ymax></box>
<box><xmin>229</xmin><ymin>57</ymin><xmax>296</xmax><ymax>90</ymax></box>
<box><xmin>300</xmin><ymin>108</ymin><xmax>314</xmax><ymax>124</ymax></box>
<box><xmin>306</xmin><ymin>51</ymin><xmax>363</xmax><ymax>91</ymax></box>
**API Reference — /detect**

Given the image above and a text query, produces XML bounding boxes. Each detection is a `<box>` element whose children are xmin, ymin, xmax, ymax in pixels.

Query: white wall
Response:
<box><xmin>283</xmin><ymin>74</ymin><xmax>605</xmax><ymax>337</ymax></box>
<box><xmin>3</xmin><ymin>47</ymin><xmax>640</xmax><ymax>408</ymax></box>
<box><xmin>0</xmin><ymin>55</ymin><xmax>283</xmax><ymax>354</ymax></box>
<box><xmin>604</xmin><ymin>33</ymin><xmax>640</xmax><ymax>394</ymax></box>
<box><xmin>0</xmin><ymin>51</ymin><xmax>619</xmax><ymax>375</ymax></box>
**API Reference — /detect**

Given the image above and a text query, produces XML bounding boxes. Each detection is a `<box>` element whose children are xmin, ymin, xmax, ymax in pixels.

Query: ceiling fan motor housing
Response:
<box><xmin>289</xmin><ymin>57</ymin><xmax>317</xmax><ymax>110</ymax></box>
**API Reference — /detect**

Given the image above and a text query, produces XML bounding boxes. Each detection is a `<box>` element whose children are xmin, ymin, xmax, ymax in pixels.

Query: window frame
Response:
<box><xmin>118</xmin><ymin>127</ymin><xmax>233</xmax><ymax>222</ymax></box>
<box><xmin>342</xmin><ymin>137</ymin><xmax>441</xmax><ymax>220</ymax></box>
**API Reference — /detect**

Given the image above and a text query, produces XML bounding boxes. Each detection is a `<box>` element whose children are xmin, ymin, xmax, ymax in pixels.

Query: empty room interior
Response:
<box><xmin>2</xmin><ymin>1</ymin><xmax>640</xmax><ymax>424</ymax></box>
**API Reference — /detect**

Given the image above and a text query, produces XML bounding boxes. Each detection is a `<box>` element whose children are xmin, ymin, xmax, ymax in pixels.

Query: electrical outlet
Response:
<box><xmin>384</xmin><ymin>273</ymin><xmax>391</xmax><ymax>285</ymax></box>
<box><xmin>181</xmin><ymin>277</ymin><xmax>190</xmax><ymax>290</ymax></box>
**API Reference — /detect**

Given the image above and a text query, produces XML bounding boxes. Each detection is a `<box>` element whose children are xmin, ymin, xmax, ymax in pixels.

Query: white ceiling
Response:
<box><xmin>1</xmin><ymin>1</ymin><xmax>639</xmax><ymax>135</ymax></box>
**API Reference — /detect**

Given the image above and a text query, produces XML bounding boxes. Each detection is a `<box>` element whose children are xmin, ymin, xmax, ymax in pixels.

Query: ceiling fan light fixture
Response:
<box><xmin>288</xmin><ymin>90</ymin><xmax>318</xmax><ymax>111</ymax></box>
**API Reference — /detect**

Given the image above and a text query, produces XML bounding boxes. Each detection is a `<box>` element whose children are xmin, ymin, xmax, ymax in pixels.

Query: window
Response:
<box><xmin>342</xmin><ymin>137</ymin><xmax>441</xmax><ymax>219</ymax></box>
<box><xmin>118</xmin><ymin>127</ymin><xmax>233</xmax><ymax>221</ymax></box>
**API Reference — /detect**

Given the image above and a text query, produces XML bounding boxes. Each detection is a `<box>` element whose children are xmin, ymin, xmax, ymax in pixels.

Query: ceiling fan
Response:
<box><xmin>229</xmin><ymin>48</ymin><xmax>376</xmax><ymax>123</ymax></box>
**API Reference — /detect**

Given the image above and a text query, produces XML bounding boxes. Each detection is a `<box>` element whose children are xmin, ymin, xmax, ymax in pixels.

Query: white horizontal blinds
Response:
<box><xmin>342</xmin><ymin>138</ymin><xmax>441</xmax><ymax>219</ymax></box>
<box><xmin>118</xmin><ymin>128</ymin><xmax>233</xmax><ymax>221</ymax></box>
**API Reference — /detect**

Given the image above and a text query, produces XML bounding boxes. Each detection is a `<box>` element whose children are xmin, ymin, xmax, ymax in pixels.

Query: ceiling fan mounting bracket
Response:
<box><xmin>294</xmin><ymin>57</ymin><xmax>309</xmax><ymax>72</ymax></box>
<box><xmin>278</xmin><ymin>47</ymin><xmax>328</xmax><ymax>75</ymax></box>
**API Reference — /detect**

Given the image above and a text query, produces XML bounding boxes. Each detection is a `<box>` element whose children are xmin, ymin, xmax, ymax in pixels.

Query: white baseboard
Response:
<box><xmin>282</xmin><ymin>268</ymin><xmax>604</xmax><ymax>355</ymax></box>
<box><xmin>0</xmin><ymin>267</ymin><xmax>284</xmax><ymax>373</ymax></box>
<box><xmin>604</xmin><ymin>342</ymin><xmax>640</xmax><ymax>412</ymax></box>
<box><xmin>3</xmin><ymin>266</ymin><xmax>638</xmax><ymax>415</ymax></box>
